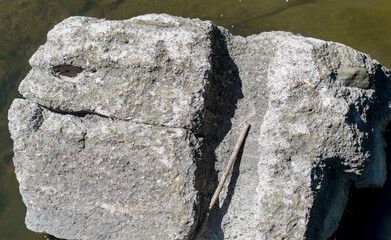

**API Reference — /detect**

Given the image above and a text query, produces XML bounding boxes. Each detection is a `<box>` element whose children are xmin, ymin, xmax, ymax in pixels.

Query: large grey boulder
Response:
<box><xmin>10</xmin><ymin>14</ymin><xmax>215</xmax><ymax>240</ymax></box>
<box><xmin>8</xmin><ymin>14</ymin><xmax>391</xmax><ymax>240</ymax></box>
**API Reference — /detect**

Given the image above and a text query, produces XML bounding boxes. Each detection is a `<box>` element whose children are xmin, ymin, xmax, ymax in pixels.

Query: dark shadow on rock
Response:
<box><xmin>329</xmin><ymin>186</ymin><xmax>383</xmax><ymax>240</ymax></box>
<box><xmin>305</xmin><ymin>164</ymin><xmax>350</xmax><ymax>240</ymax></box>
<box><xmin>191</xmin><ymin>26</ymin><xmax>243</xmax><ymax>239</ymax></box>
<box><xmin>305</xmin><ymin>64</ymin><xmax>391</xmax><ymax>240</ymax></box>
<box><xmin>327</xmin><ymin>65</ymin><xmax>391</xmax><ymax>240</ymax></box>
<box><xmin>330</xmin><ymin>122</ymin><xmax>391</xmax><ymax>240</ymax></box>
<box><xmin>328</xmin><ymin>122</ymin><xmax>391</xmax><ymax>240</ymax></box>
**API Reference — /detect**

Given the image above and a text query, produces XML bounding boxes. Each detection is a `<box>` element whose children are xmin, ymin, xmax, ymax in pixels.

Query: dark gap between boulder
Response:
<box><xmin>330</xmin><ymin>121</ymin><xmax>391</xmax><ymax>240</ymax></box>
<box><xmin>330</xmin><ymin>186</ymin><xmax>383</xmax><ymax>240</ymax></box>
<box><xmin>190</xmin><ymin>26</ymin><xmax>243</xmax><ymax>239</ymax></box>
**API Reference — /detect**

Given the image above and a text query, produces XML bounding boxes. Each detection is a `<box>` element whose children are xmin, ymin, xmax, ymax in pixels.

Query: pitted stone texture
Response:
<box><xmin>8</xmin><ymin>99</ymin><xmax>200</xmax><ymax>240</ymax></box>
<box><xmin>251</xmin><ymin>32</ymin><xmax>391</xmax><ymax>240</ymax></box>
<box><xmin>199</xmin><ymin>31</ymin><xmax>391</xmax><ymax>240</ymax></box>
<box><xmin>19</xmin><ymin>14</ymin><xmax>214</xmax><ymax>131</ymax></box>
<box><xmin>8</xmin><ymin>14</ymin><xmax>391</xmax><ymax>240</ymax></box>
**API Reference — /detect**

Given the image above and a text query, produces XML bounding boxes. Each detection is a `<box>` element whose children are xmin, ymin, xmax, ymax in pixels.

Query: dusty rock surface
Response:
<box><xmin>10</xmin><ymin>14</ymin><xmax>215</xmax><ymax>240</ymax></box>
<box><xmin>8</xmin><ymin>14</ymin><xmax>391</xmax><ymax>240</ymax></box>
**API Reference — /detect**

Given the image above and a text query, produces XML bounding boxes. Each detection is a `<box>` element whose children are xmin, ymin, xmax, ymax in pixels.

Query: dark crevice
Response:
<box><xmin>52</xmin><ymin>65</ymin><xmax>83</xmax><ymax>78</ymax></box>
<box><xmin>34</xmin><ymin>101</ymin><xmax>191</xmax><ymax>131</ymax></box>
<box><xmin>78</xmin><ymin>131</ymin><xmax>87</xmax><ymax>152</ymax></box>
<box><xmin>189</xmin><ymin>26</ymin><xmax>243</xmax><ymax>239</ymax></box>
<box><xmin>31</xmin><ymin>104</ymin><xmax>44</xmax><ymax>132</ymax></box>
<box><xmin>34</xmin><ymin>102</ymin><xmax>105</xmax><ymax>118</ymax></box>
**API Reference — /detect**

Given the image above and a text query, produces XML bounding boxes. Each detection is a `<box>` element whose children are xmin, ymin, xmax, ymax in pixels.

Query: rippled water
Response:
<box><xmin>1</xmin><ymin>0</ymin><xmax>391</xmax><ymax>239</ymax></box>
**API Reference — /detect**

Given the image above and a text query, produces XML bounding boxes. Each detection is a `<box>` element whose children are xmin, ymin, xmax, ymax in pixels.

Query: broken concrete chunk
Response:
<box><xmin>9</xmin><ymin>98</ymin><xmax>200</xmax><ymax>240</ymax></box>
<box><xmin>201</xmin><ymin>31</ymin><xmax>391</xmax><ymax>240</ymax></box>
<box><xmin>8</xmin><ymin>14</ymin><xmax>391</xmax><ymax>240</ymax></box>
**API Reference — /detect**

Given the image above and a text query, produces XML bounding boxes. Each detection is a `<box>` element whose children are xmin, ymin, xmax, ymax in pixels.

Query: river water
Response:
<box><xmin>0</xmin><ymin>0</ymin><xmax>391</xmax><ymax>239</ymax></box>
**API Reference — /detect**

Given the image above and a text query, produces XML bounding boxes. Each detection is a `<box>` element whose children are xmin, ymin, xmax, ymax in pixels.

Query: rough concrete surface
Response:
<box><xmin>10</xmin><ymin>14</ymin><xmax>214</xmax><ymax>240</ymax></box>
<box><xmin>19</xmin><ymin>14</ymin><xmax>214</xmax><ymax>131</ymax></box>
<box><xmin>8</xmin><ymin>14</ymin><xmax>391</xmax><ymax>240</ymax></box>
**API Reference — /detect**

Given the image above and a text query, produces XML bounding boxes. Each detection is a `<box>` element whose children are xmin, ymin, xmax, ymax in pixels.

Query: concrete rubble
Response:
<box><xmin>8</xmin><ymin>14</ymin><xmax>391</xmax><ymax>240</ymax></box>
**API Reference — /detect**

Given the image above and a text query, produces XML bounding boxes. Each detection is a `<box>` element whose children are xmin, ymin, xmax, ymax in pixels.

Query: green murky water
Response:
<box><xmin>1</xmin><ymin>0</ymin><xmax>391</xmax><ymax>239</ymax></box>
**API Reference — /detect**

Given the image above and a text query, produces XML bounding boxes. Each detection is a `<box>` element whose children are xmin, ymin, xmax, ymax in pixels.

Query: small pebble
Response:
<box><xmin>95</xmin><ymin>158</ymin><xmax>104</xmax><ymax>164</ymax></box>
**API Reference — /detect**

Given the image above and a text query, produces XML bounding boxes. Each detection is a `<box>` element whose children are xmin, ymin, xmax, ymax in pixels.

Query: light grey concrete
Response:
<box><xmin>8</xmin><ymin>14</ymin><xmax>391</xmax><ymax>240</ymax></box>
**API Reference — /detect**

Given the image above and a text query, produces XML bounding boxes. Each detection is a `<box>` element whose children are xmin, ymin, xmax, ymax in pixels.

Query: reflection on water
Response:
<box><xmin>1</xmin><ymin>0</ymin><xmax>391</xmax><ymax>239</ymax></box>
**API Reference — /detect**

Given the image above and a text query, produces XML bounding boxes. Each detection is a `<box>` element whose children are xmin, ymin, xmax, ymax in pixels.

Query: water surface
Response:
<box><xmin>1</xmin><ymin>0</ymin><xmax>391</xmax><ymax>239</ymax></box>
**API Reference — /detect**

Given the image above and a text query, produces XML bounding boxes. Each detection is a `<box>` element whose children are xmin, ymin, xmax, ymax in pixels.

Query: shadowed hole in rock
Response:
<box><xmin>330</xmin><ymin>122</ymin><xmax>391</xmax><ymax>240</ymax></box>
<box><xmin>52</xmin><ymin>65</ymin><xmax>83</xmax><ymax>77</ymax></box>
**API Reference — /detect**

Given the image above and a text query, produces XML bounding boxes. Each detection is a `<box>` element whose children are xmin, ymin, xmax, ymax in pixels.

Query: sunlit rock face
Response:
<box><xmin>9</xmin><ymin>14</ymin><xmax>216</xmax><ymax>240</ymax></box>
<box><xmin>219</xmin><ymin>31</ymin><xmax>391</xmax><ymax>240</ymax></box>
<box><xmin>8</xmin><ymin>14</ymin><xmax>391</xmax><ymax>240</ymax></box>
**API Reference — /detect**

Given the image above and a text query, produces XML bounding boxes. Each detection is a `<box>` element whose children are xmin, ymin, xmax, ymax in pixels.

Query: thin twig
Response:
<box><xmin>192</xmin><ymin>123</ymin><xmax>251</xmax><ymax>240</ymax></box>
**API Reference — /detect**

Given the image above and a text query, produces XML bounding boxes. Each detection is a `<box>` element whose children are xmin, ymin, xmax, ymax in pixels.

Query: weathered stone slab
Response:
<box><xmin>9</xmin><ymin>98</ymin><xmax>200</xmax><ymax>240</ymax></box>
<box><xmin>19</xmin><ymin>14</ymin><xmax>214</xmax><ymax>131</ymax></box>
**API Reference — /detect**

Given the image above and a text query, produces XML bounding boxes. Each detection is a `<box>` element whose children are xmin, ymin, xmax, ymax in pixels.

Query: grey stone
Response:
<box><xmin>201</xmin><ymin>31</ymin><xmax>391</xmax><ymax>240</ymax></box>
<box><xmin>8</xmin><ymin>14</ymin><xmax>391</xmax><ymax>240</ymax></box>
<box><xmin>10</xmin><ymin>14</ymin><xmax>216</xmax><ymax>240</ymax></box>
<box><xmin>9</xmin><ymin>98</ymin><xmax>201</xmax><ymax>240</ymax></box>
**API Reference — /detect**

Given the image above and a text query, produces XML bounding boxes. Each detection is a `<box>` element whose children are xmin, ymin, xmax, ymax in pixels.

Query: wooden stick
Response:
<box><xmin>192</xmin><ymin>123</ymin><xmax>251</xmax><ymax>240</ymax></box>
